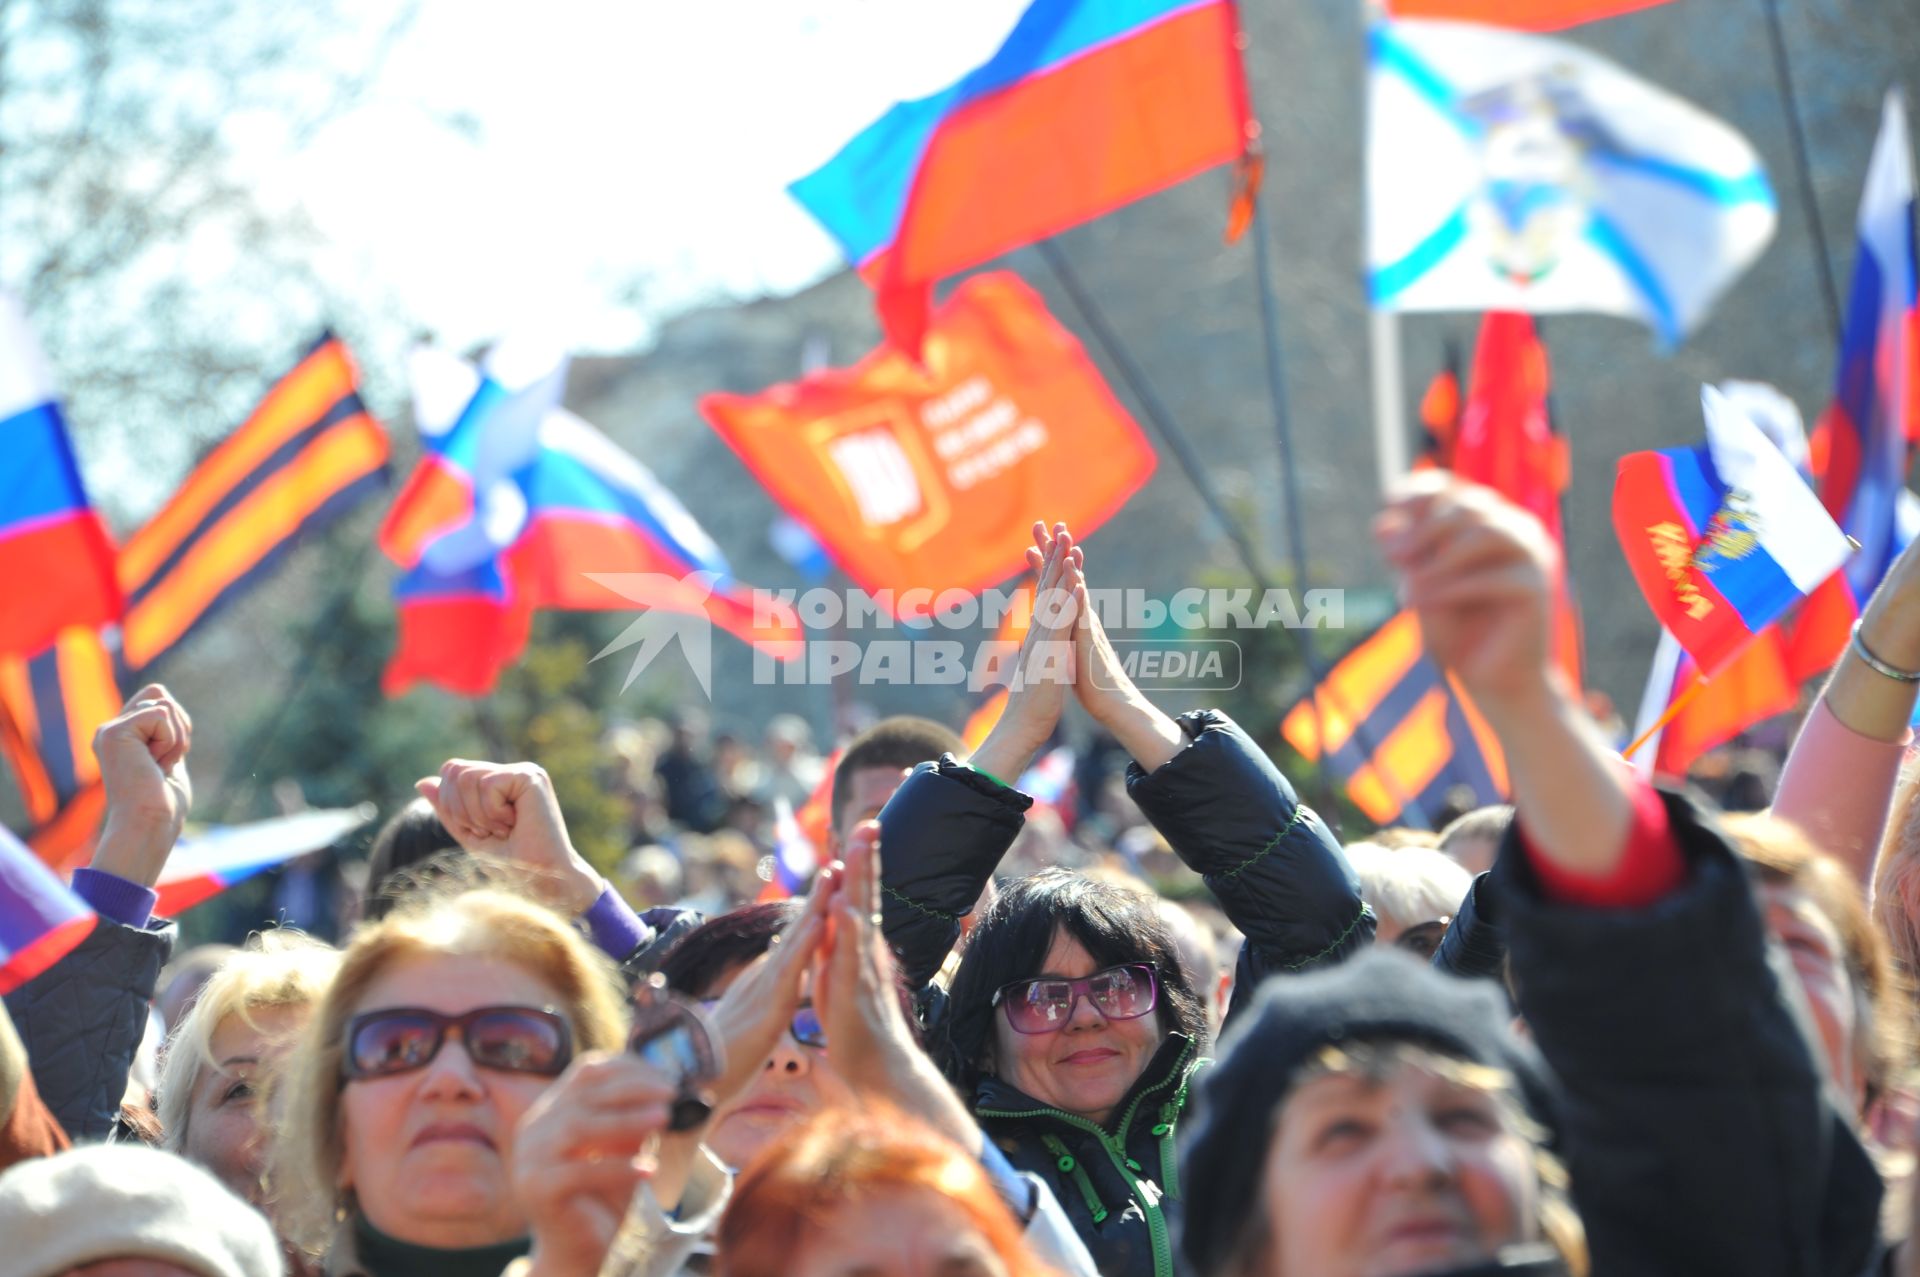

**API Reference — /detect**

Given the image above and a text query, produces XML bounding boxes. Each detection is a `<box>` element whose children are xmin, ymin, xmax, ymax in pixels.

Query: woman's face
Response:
<box><xmin>337</xmin><ymin>953</ymin><xmax>565</xmax><ymax>1248</ymax></box>
<box><xmin>699</xmin><ymin>963</ymin><xmax>854</xmax><ymax>1172</ymax></box>
<box><xmin>787</xmin><ymin>1186</ymin><xmax>1012</xmax><ymax>1277</ymax></box>
<box><xmin>988</xmin><ymin>930</ymin><xmax>1163</xmax><ymax>1124</ymax></box>
<box><xmin>182</xmin><ymin>1002</ymin><xmax>309</xmax><ymax>1205</ymax></box>
<box><xmin>1258</xmin><ymin>1059</ymin><xmax>1538</xmax><ymax>1277</ymax></box>
<box><xmin>1763</xmin><ymin>882</ymin><xmax>1864</xmax><ymax>1110</ymax></box>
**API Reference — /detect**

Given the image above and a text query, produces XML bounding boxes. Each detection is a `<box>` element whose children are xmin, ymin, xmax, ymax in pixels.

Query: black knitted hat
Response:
<box><xmin>1178</xmin><ymin>949</ymin><xmax>1560</xmax><ymax>1276</ymax></box>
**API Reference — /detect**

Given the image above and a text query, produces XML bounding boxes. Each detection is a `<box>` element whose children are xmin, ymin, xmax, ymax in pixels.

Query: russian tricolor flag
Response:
<box><xmin>1810</xmin><ymin>90</ymin><xmax>1919</xmax><ymax>614</ymax></box>
<box><xmin>0</xmin><ymin>824</ymin><xmax>94</xmax><ymax>994</ymax></box>
<box><xmin>154</xmin><ymin>807</ymin><xmax>375</xmax><ymax>916</ymax></box>
<box><xmin>0</xmin><ymin>294</ymin><xmax>121</xmax><ymax>655</ymax></box>
<box><xmin>1616</xmin><ymin>386</ymin><xmax>1853</xmax><ymax>677</ymax></box>
<box><xmin>757</xmin><ymin>795</ymin><xmax>819</xmax><ymax>902</ymax></box>
<box><xmin>790</xmin><ymin>0</ymin><xmax>1259</xmax><ymax>351</ymax></box>
<box><xmin>382</xmin><ymin>345</ymin><xmax>801</xmax><ymax>697</ymax></box>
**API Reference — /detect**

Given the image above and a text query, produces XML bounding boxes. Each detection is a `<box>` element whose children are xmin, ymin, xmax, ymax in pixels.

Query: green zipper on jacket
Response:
<box><xmin>977</xmin><ymin>1039</ymin><xmax>1201</xmax><ymax>1277</ymax></box>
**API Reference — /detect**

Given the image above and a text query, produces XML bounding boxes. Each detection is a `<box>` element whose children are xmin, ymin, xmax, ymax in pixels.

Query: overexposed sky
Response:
<box><xmin>275</xmin><ymin>0</ymin><xmax>1034</xmax><ymax>354</ymax></box>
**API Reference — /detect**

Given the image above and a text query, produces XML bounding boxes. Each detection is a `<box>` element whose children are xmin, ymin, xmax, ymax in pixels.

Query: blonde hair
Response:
<box><xmin>1874</xmin><ymin>764</ymin><xmax>1920</xmax><ymax>984</ymax></box>
<box><xmin>1343</xmin><ymin>842</ymin><xmax>1474</xmax><ymax>933</ymax></box>
<box><xmin>157</xmin><ymin>930</ymin><xmax>341</xmax><ymax>1158</ymax></box>
<box><xmin>270</xmin><ymin>887</ymin><xmax>628</xmax><ymax>1250</ymax></box>
<box><xmin>1725</xmin><ymin>813</ymin><xmax>1908</xmax><ymax>1110</ymax></box>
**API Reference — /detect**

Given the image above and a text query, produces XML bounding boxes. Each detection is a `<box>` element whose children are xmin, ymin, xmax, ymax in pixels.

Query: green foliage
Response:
<box><xmin>482</xmin><ymin>618</ymin><xmax>633</xmax><ymax>876</ymax></box>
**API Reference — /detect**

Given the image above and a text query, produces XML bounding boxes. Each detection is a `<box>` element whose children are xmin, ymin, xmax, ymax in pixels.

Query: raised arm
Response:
<box><xmin>1071</xmin><ymin>552</ymin><xmax>1371</xmax><ymax>1015</ymax></box>
<box><xmin>417</xmin><ymin>760</ymin><xmax>692</xmax><ymax>975</ymax></box>
<box><xmin>1383</xmin><ymin>472</ymin><xmax>1882</xmax><ymax>1277</ymax></box>
<box><xmin>6</xmin><ymin>685</ymin><xmax>190</xmax><ymax>1140</ymax></box>
<box><xmin>1772</xmin><ymin>537</ymin><xmax>1920</xmax><ymax>887</ymax></box>
<box><xmin>878</xmin><ymin>523</ymin><xmax>1077</xmax><ymax>991</ymax></box>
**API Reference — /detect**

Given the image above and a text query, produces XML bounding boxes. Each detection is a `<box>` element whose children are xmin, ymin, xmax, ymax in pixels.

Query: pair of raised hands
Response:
<box><xmin>975</xmin><ymin>521</ymin><xmax>1187</xmax><ymax>778</ymax></box>
<box><xmin>512</xmin><ymin>824</ymin><xmax>949</xmax><ymax>1277</ymax></box>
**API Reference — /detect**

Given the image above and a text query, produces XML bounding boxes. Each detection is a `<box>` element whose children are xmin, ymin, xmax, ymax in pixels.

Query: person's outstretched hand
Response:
<box><xmin>90</xmin><ymin>684</ymin><xmax>194</xmax><ymax>888</ymax></box>
<box><xmin>1376</xmin><ymin>471</ymin><xmax>1558</xmax><ymax>711</ymax></box>
<box><xmin>1067</xmin><ymin>529</ymin><xmax>1186</xmax><ymax>771</ymax></box>
<box><xmin>1377</xmin><ymin>473</ymin><xmax>1629</xmax><ymax>878</ymax></box>
<box><xmin>416</xmin><ymin>760</ymin><xmax>603</xmax><ymax>914</ymax></box>
<box><xmin>970</xmin><ymin>521</ymin><xmax>1082</xmax><ymax>783</ymax></box>
<box><xmin>814</xmin><ymin>820</ymin><xmax>985</xmax><ymax>1150</ymax></box>
<box><xmin>515</xmin><ymin>1051</ymin><xmax>678</xmax><ymax>1277</ymax></box>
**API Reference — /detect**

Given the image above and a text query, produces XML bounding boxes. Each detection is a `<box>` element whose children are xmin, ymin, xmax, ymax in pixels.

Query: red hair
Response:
<box><xmin>716</xmin><ymin>1104</ymin><xmax>1056</xmax><ymax>1277</ymax></box>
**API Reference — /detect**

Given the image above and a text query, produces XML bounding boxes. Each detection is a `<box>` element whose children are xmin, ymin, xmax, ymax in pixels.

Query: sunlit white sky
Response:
<box><xmin>274</xmin><ymin>0</ymin><xmax>1035</xmax><ymax>354</ymax></box>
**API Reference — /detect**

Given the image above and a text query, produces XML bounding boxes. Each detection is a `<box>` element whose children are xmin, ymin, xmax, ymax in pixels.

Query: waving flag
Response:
<box><xmin>0</xmin><ymin>295</ymin><xmax>120</xmax><ymax>654</ymax></box>
<box><xmin>1631</xmin><ymin>625</ymin><xmax>1798</xmax><ymax>780</ymax></box>
<box><xmin>701</xmin><ymin>273</ymin><xmax>1154</xmax><ymax>607</ymax></box>
<box><xmin>117</xmin><ymin>334</ymin><xmax>388</xmax><ymax>671</ymax></box>
<box><xmin>1632</xmin><ymin>383</ymin><xmax>1817</xmax><ymax>778</ymax></box>
<box><xmin>0</xmin><ymin>627</ymin><xmax>119</xmax><ymax>868</ymax></box>
<box><xmin>756</xmin><ymin>796</ymin><xmax>819</xmax><ymax>903</ymax></box>
<box><xmin>0</xmin><ymin>825</ymin><xmax>94</xmax><ymax>993</ymax></box>
<box><xmin>384</xmin><ymin>346</ymin><xmax>799</xmax><ymax>697</ymax></box>
<box><xmin>790</xmin><ymin>0</ymin><xmax>1260</xmax><ymax>352</ymax></box>
<box><xmin>1615</xmin><ymin>386</ymin><xmax>1852</xmax><ymax>677</ymax></box>
<box><xmin>1282</xmin><ymin>611</ymin><xmax>1506</xmax><ymax>829</ymax></box>
<box><xmin>1451</xmin><ymin>313</ymin><xmax>1580</xmax><ymax>685</ymax></box>
<box><xmin>1368</xmin><ymin>20</ymin><xmax>1774</xmax><ymax>346</ymax></box>
<box><xmin>154</xmin><ymin>806</ymin><xmax>375</xmax><ymax>916</ymax></box>
<box><xmin>1801</xmin><ymin>91</ymin><xmax>1920</xmax><ymax>647</ymax></box>
<box><xmin>1384</xmin><ymin>0</ymin><xmax>1673</xmax><ymax>28</ymax></box>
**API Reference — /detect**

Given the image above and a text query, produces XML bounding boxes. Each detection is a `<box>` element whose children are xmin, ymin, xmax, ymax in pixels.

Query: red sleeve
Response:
<box><xmin>1518</xmin><ymin>780</ymin><xmax>1686</xmax><ymax>908</ymax></box>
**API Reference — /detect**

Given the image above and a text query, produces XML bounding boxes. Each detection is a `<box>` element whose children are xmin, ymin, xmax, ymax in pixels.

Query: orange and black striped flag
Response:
<box><xmin>116</xmin><ymin>333</ymin><xmax>388</xmax><ymax>672</ymax></box>
<box><xmin>0</xmin><ymin>626</ymin><xmax>120</xmax><ymax>868</ymax></box>
<box><xmin>1281</xmin><ymin>611</ymin><xmax>1507</xmax><ymax>830</ymax></box>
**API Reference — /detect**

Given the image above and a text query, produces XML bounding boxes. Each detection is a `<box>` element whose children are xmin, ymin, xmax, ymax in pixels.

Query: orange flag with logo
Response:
<box><xmin>700</xmin><ymin>272</ymin><xmax>1155</xmax><ymax>607</ymax></box>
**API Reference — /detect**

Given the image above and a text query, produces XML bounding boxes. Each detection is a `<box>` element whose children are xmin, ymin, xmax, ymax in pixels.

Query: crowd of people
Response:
<box><xmin>6</xmin><ymin>476</ymin><xmax>1920</xmax><ymax>1277</ymax></box>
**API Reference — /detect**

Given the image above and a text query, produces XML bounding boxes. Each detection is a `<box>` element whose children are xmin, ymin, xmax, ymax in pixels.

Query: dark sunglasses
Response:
<box><xmin>698</xmin><ymin>999</ymin><xmax>825</xmax><ymax>1049</ymax></box>
<box><xmin>992</xmin><ymin>963</ymin><xmax>1158</xmax><ymax>1035</ymax></box>
<box><xmin>342</xmin><ymin>1005</ymin><xmax>572</xmax><ymax>1081</ymax></box>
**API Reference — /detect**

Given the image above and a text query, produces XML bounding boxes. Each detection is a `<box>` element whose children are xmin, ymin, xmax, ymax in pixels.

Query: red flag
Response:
<box><xmin>1383</xmin><ymin>0</ymin><xmax>1673</xmax><ymax>30</ymax></box>
<box><xmin>700</xmin><ymin>273</ymin><xmax>1155</xmax><ymax>608</ymax></box>
<box><xmin>1450</xmin><ymin>313</ymin><xmax>1581</xmax><ymax>687</ymax></box>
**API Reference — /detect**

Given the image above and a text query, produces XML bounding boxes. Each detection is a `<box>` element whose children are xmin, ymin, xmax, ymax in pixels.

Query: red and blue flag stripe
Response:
<box><xmin>0</xmin><ymin>295</ymin><xmax>121</xmax><ymax>655</ymax></box>
<box><xmin>790</xmin><ymin>0</ymin><xmax>1258</xmax><ymax>349</ymax></box>
<box><xmin>1810</xmin><ymin>90</ymin><xmax>1918</xmax><ymax>613</ymax></box>
<box><xmin>0</xmin><ymin>824</ymin><xmax>94</xmax><ymax>993</ymax></box>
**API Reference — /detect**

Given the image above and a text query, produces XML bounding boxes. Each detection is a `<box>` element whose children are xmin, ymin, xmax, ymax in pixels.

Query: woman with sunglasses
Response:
<box><xmin>272</xmin><ymin>884</ymin><xmax>640</xmax><ymax>1275</ymax></box>
<box><xmin>877</xmin><ymin>523</ymin><xmax>1372</xmax><ymax>1277</ymax></box>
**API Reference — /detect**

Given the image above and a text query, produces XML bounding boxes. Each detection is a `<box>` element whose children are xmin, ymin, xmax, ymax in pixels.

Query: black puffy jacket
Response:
<box><xmin>1492</xmin><ymin>791</ymin><xmax>1885</xmax><ymax>1277</ymax></box>
<box><xmin>878</xmin><ymin>709</ymin><xmax>1371</xmax><ymax>1277</ymax></box>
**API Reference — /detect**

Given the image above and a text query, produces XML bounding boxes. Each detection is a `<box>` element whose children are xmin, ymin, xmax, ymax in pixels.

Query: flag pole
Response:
<box><xmin>1622</xmin><ymin>671</ymin><xmax>1708</xmax><ymax>761</ymax></box>
<box><xmin>1759</xmin><ymin>0</ymin><xmax>1845</xmax><ymax>345</ymax></box>
<box><xmin>1246</xmin><ymin>194</ymin><xmax>1347</xmax><ymax>816</ymax></box>
<box><xmin>1033</xmin><ymin>237</ymin><xmax>1426</xmax><ymax>830</ymax></box>
<box><xmin>1370</xmin><ymin>311</ymin><xmax>1410</xmax><ymax>491</ymax></box>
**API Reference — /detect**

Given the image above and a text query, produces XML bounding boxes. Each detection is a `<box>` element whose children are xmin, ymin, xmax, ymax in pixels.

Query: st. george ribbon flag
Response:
<box><xmin>1367</xmin><ymin>18</ymin><xmax>1775</xmax><ymax>346</ymax></box>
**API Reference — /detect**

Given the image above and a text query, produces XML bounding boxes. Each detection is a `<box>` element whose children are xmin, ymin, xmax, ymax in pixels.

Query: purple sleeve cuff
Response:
<box><xmin>71</xmin><ymin>868</ymin><xmax>158</xmax><ymax>930</ymax></box>
<box><xmin>583</xmin><ymin>885</ymin><xmax>650</xmax><ymax>960</ymax></box>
